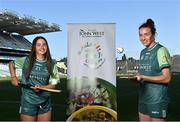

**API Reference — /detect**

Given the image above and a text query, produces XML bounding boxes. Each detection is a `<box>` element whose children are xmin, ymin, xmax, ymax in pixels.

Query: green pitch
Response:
<box><xmin>0</xmin><ymin>75</ymin><xmax>180</xmax><ymax>121</ymax></box>
<box><xmin>117</xmin><ymin>74</ymin><xmax>180</xmax><ymax>121</ymax></box>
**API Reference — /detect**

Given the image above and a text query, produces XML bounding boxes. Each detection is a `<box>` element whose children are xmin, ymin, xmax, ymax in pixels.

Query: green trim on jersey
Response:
<box><xmin>13</xmin><ymin>56</ymin><xmax>60</xmax><ymax>85</ymax></box>
<box><xmin>139</xmin><ymin>43</ymin><xmax>171</xmax><ymax>76</ymax></box>
<box><xmin>139</xmin><ymin>43</ymin><xmax>171</xmax><ymax>104</ymax></box>
<box><xmin>49</xmin><ymin>63</ymin><xmax>60</xmax><ymax>85</ymax></box>
<box><xmin>157</xmin><ymin>47</ymin><xmax>172</xmax><ymax>69</ymax></box>
<box><xmin>13</xmin><ymin>57</ymin><xmax>26</xmax><ymax>69</ymax></box>
<box><xmin>13</xmin><ymin>56</ymin><xmax>60</xmax><ymax>105</ymax></box>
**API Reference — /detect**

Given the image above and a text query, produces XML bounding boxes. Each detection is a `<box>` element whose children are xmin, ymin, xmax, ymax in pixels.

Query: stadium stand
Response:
<box><xmin>0</xmin><ymin>26</ymin><xmax>31</xmax><ymax>64</ymax></box>
<box><xmin>0</xmin><ymin>10</ymin><xmax>60</xmax><ymax>35</ymax></box>
<box><xmin>0</xmin><ymin>9</ymin><xmax>61</xmax><ymax>77</ymax></box>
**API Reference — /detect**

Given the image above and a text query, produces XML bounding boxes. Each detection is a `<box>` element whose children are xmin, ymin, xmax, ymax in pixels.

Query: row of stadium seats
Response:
<box><xmin>0</xmin><ymin>32</ymin><xmax>31</xmax><ymax>51</ymax></box>
<box><xmin>0</xmin><ymin>32</ymin><xmax>31</xmax><ymax>63</ymax></box>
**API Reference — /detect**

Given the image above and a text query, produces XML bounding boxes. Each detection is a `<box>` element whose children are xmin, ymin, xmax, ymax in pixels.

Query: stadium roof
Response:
<box><xmin>0</xmin><ymin>32</ymin><xmax>31</xmax><ymax>51</ymax></box>
<box><xmin>0</xmin><ymin>10</ymin><xmax>61</xmax><ymax>35</ymax></box>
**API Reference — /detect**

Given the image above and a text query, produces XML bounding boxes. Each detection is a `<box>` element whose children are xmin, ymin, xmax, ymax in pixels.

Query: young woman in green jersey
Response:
<box><xmin>9</xmin><ymin>36</ymin><xmax>60</xmax><ymax>121</ymax></box>
<box><xmin>136</xmin><ymin>19</ymin><xmax>171</xmax><ymax>122</ymax></box>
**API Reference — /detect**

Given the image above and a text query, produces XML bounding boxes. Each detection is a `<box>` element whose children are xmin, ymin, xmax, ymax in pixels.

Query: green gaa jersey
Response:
<box><xmin>139</xmin><ymin>43</ymin><xmax>171</xmax><ymax>104</ymax></box>
<box><xmin>13</xmin><ymin>56</ymin><xmax>60</xmax><ymax>105</ymax></box>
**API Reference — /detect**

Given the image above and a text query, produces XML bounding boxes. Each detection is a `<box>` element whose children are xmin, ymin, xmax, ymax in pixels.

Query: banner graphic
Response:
<box><xmin>67</xmin><ymin>23</ymin><xmax>116</xmax><ymax>121</ymax></box>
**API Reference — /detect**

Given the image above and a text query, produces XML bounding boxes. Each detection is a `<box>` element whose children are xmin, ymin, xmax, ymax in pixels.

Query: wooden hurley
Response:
<box><xmin>34</xmin><ymin>86</ymin><xmax>61</xmax><ymax>93</ymax></box>
<box><xmin>19</xmin><ymin>83</ymin><xmax>61</xmax><ymax>93</ymax></box>
<box><xmin>119</xmin><ymin>76</ymin><xmax>137</xmax><ymax>80</ymax></box>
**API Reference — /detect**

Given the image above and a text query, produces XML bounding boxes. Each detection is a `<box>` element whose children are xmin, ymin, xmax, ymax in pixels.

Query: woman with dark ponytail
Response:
<box><xmin>136</xmin><ymin>19</ymin><xmax>172</xmax><ymax>121</ymax></box>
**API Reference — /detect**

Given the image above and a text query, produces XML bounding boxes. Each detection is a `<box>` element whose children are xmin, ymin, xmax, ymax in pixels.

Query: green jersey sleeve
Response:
<box><xmin>13</xmin><ymin>57</ymin><xmax>26</xmax><ymax>69</ymax></box>
<box><xmin>157</xmin><ymin>47</ymin><xmax>172</xmax><ymax>69</ymax></box>
<box><xmin>49</xmin><ymin>63</ymin><xmax>60</xmax><ymax>85</ymax></box>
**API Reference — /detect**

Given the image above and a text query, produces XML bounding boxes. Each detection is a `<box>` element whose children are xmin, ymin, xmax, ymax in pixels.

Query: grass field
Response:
<box><xmin>0</xmin><ymin>78</ymin><xmax>68</xmax><ymax>121</ymax></box>
<box><xmin>0</xmin><ymin>75</ymin><xmax>180</xmax><ymax>121</ymax></box>
<box><xmin>117</xmin><ymin>74</ymin><xmax>180</xmax><ymax>121</ymax></box>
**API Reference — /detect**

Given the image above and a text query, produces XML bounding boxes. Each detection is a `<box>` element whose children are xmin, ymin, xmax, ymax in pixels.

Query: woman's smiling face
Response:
<box><xmin>139</xmin><ymin>27</ymin><xmax>155</xmax><ymax>48</ymax></box>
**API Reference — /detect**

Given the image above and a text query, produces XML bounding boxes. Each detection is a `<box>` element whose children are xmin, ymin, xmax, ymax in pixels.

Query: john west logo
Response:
<box><xmin>78</xmin><ymin>42</ymin><xmax>105</xmax><ymax>69</ymax></box>
<box><xmin>79</xmin><ymin>29</ymin><xmax>104</xmax><ymax>37</ymax></box>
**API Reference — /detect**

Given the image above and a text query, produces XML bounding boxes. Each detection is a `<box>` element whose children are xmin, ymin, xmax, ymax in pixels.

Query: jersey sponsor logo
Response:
<box><xmin>140</xmin><ymin>65</ymin><xmax>152</xmax><ymax>71</ymax></box>
<box><xmin>35</xmin><ymin>63</ymin><xmax>43</xmax><ymax>66</ymax></box>
<box><xmin>33</xmin><ymin>65</ymin><xmax>48</xmax><ymax>73</ymax></box>
<box><xmin>145</xmin><ymin>52</ymin><xmax>150</xmax><ymax>55</ymax></box>
<box><xmin>151</xmin><ymin>111</ymin><xmax>160</xmax><ymax>114</ymax></box>
<box><xmin>29</xmin><ymin>75</ymin><xmax>48</xmax><ymax>81</ymax></box>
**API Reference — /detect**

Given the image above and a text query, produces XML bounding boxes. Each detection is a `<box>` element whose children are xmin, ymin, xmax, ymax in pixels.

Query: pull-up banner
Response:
<box><xmin>67</xmin><ymin>23</ymin><xmax>117</xmax><ymax>121</ymax></box>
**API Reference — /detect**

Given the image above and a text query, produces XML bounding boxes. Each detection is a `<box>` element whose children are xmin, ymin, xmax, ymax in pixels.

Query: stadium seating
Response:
<box><xmin>0</xmin><ymin>32</ymin><xmax>31</xmax><ymax>63</ymax></box>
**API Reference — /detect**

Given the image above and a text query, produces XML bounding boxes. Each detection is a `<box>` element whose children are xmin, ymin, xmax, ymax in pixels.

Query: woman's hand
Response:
<box><xmin>10</xmin><ymin>76</ymin><xmax>20</xmax><ymax>87</ymax></box>
<box><xmin>31</xmin><ymin>85</ymin><xmax>41</xmax><ymax>92</ymax></box>
<box><xmin>135</xmin><ymin>74</ymin><xmax>144</xmax><ymax>81</ymax></box>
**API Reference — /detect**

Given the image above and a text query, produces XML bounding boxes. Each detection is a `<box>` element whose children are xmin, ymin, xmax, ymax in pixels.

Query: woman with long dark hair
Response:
<box><xmin>9</xmin><ymin>36</ymin><xmax>60</xmax><ymax>121</ymax></box>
